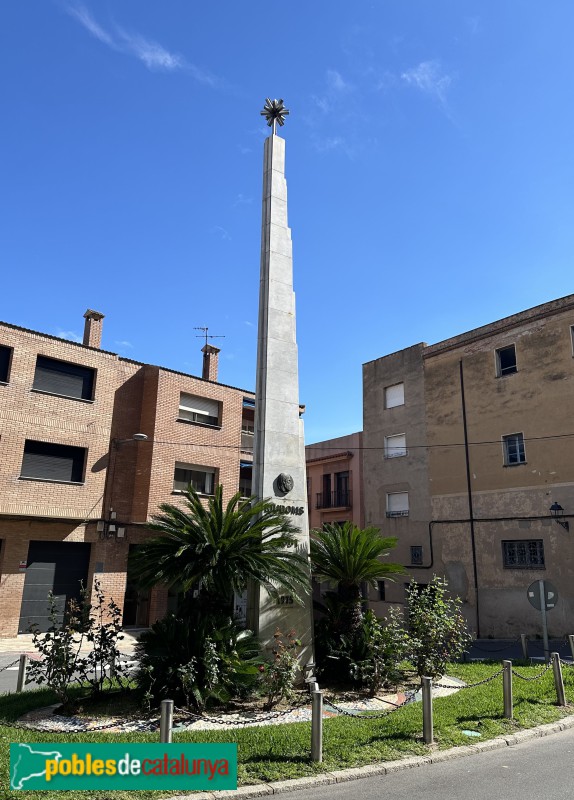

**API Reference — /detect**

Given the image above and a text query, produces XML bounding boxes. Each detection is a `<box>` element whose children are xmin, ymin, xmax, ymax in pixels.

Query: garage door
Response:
<box><xmin>18</xmin><ymin>541</ymin><xmax>91</xmax><ymax>633</ymax></box>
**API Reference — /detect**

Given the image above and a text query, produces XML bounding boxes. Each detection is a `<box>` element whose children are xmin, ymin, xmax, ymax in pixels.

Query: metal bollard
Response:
<box><xmin>568</xmin><ymin>635</ymin><xmax>574</xmax><ymax>662</ymax></box>
<box><xmin>521</xmin><ymin>634</ymin><xmax>529</xmax><ymax>661</ymax></box>
<box><xmin>551</xmin><ymin>653</ymin><xmax>566</xmax><ymax>707</ymax></box>
<box><xmin>311</xmin><ymin>690</ymin><xmax>323</xmax><ymax>763</ymax></box>
<box><xmin>502</xmin><ymin>660</ymin><xmax>513</xmax><ymax>719</ymax></box>
<box><xmin>160</xmin><ymin>699</ymin><xmax>174</xmax><ymax>743</ymax></box>
<box><xmin>16</xmin><ymin>654</ymin><xmax>28</xmax><ymax>693</ymax></box>
<box><xmin>422</xmin><ymin>677</ymin><xmax>433</xmax><ymax>745</ymax></box>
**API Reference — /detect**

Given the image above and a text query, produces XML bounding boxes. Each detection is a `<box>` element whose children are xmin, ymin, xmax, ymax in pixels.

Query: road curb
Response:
<box><xmin>180</xmin><ymin>714</ymin><xmax>574</xmax><ymax>799</ymax></box>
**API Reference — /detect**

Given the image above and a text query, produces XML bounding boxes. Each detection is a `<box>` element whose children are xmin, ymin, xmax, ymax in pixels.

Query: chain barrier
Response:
<box><xmin>511</xmin><ymin>661</ymin><xmax>553</xmax><ymax>681</ymax></box>
<box><xmin>435</xmin><ymin>667</ymin><xmax>505</xmax><ymax>690</ymax></box>
<box><xmin>172</xmin><ymin>697</ymin><xmax>310</xmax><ymax>727</ymax></box>
<box><xmin>9</xmin><ymin>709</ymin><xmax>161</xmax><ymax>734</ymax></box>
<box><xmin>0</xmin><ymin>658</ymin><xmax>20</xmax><ymax>673</ymax></box>
<box><xmin>323</xmin><ymin>691</ymin><xmax>417</xmax><ymax>720</ymax></box>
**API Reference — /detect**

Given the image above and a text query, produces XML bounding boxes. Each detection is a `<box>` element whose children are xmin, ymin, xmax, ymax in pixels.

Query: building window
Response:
<box><xmin>335</xmin><ymin>471</ymin><xmax>350</xmax><ymax>507</ymax></box>
<box><xmin>385</xmin><ymin>382</ymin><xmax>405</xmax><ymax>409</ymax></box>
<box><xmin>410</xmin><ymin>546</ymin><xmax>423</xmax><ymax>566</ymax></box>
<box><xmin>386</xmin><ymin>491</ymin><xmax>409</xmax><ymax>517</ymax></box>
<box><xmin>20</xmin><ymin>440</ymin><xmax>86</xmax><ymax>483</ymax></box>
<box><xmin>178</xmin><ymin>393</ymin><xmax>220</xmax><ymax>427</ymax></box>
<box><xmin>173</xmin><ymin>462</ymin><xmax>216</xmax><ymax>495</ymax></box>
<box><xmin>377</xmin><ymin>580</ymin><xmax>385</xmax><ymax>601</ymax></box>
<box><xmin>0</xmin><ymin>345</ymin><xmax>13</xmax><ymax>383</ymax></box>
<box><xmin>33</xmin><ymin>356</ymin><xmax>95</xmax><ymax>401</ymax></box>
<box><xmin>384</xmin><ymin>433</ymin><xmax>407</xmax><ymax>458</ymax></box>
<box><xmin>571</xmin><ymin>326</ymin><xmax>574</xmax><ymax>356</ymax></box>
<box><xmin>496</xmin><ymin>345</ymin><xmax>517</xmax><ymax>377</ymax></box>
<box><xmin>239</xmin><ymin>461</ymin><xmax>252</xmax><ymax>498</ymax></box>
<box><xmin>503</xmin><ymin>540</ymin><xmax>545</xmax><ymax>569</ymax></box>
<box><xmin>503</xmin><ymin>433</ymin><xmax>526</xmax><ymax>465</ymax></box>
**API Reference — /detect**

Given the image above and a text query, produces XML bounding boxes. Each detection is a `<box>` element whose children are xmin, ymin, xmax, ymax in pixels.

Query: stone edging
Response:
<box><xmin>167</xmin><ymin>714</ymin><xmax>574</xmax><ymax>800</ymax></box>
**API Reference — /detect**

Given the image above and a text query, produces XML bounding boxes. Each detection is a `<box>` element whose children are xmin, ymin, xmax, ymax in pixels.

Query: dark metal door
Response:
<box><xmin>18</xmin><ymin>541</ymin><xmax>91</xmax><ymax>633</ymax></box>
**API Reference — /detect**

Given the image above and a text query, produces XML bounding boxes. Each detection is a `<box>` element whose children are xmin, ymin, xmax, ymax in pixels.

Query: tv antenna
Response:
<box><xmin>194</xmin><ymin>326</ymin><xmax>225</xmax><ymax>348</ymax></box>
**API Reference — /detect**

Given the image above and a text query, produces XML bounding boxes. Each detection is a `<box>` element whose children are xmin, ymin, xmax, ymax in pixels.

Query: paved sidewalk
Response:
<box><xmin>0</xmin><ymin>628</ymin><xmax>147</xmax><ymax>655</ymax></box>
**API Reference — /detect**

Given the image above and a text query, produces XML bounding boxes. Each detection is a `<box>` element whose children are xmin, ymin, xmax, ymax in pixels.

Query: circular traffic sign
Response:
<box><xmin>527</xmin><ymin>579</ymin><xmax>558</xmax><ymax>611</ymax></box>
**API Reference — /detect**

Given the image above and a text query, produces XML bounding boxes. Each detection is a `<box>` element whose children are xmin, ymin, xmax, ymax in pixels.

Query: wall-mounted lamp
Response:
<box><xmin>550</xmin><ymin>503</ymin><xmax>569</xmax><ymax>531</ymax></box>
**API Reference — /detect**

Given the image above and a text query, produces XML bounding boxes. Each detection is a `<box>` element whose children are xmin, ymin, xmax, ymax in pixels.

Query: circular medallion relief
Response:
<box><xmin>276</xmin><ymin>473</ymin><xmax>294</xmax><ymax>494</ymax></box>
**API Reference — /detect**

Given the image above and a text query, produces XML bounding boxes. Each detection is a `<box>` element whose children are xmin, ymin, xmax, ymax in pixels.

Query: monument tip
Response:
<box><xmin>260</xmin><ymin>98</ymin><xmax>290</xmax><ymax>136</ymax></box>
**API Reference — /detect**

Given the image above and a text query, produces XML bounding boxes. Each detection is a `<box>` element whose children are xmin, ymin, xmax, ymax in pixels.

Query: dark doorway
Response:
<box><xmin>19</xmin><ymin>541</ymin><xmax>91</xmax><ymax>633</ymax></box>
<box><xmin>122</xmin><ymin>544</ymin><xmax>150</xmax><ymax>627</ymax></box>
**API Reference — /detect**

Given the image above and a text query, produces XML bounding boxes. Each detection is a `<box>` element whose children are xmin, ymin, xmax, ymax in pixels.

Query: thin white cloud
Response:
<box><xmin>401</xmin><ymin>60</ymin><xmax>452</xmax><ymax>107</ymax></box>
<box><xmin>55</xmin><ymin>329</ymin><xmax>83</xmax><ymax>343</ymax></box>
<box><xmin>67</xmin><ymin>4</ymin><xmax>215</xmax><ymax>82</ymax></box>
<box><xmin>115</xmin><ymin>340</ymin><xmax>133</xmax><ymax>348</ymax></box>
<box><xmin>234</xmin><ymin>193</ymin><xmax>252</xmax><ymax>207</ymax></box>
<box><xmin>326</xmin><ymin>69</ymin><xmax>351</xmax><ymax>92</ymax></box>
<box><xmin>211</xmin><ymin>225</ymin><xmax>231</xmax><ymax>241</ymax></box>
<box><xmin>243</xmin><ymin>320</ymin><xmax>254</xmax><ymax>327</ymax></box>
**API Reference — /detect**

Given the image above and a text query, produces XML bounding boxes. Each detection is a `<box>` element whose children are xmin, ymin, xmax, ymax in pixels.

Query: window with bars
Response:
<box><xmin>502</xmin><ymin>540</ymin><xmax>545</xmax><ymax>569</ymax></box>
<box><xmin>173</xmin><ymin>462</ymin><xmax>216</xmax><ymax>495</ymax></box>
<box><xmin>20</xmin><ymin>440</ymin><xmax>86</xmax><ymax>483</ymax></box>
<box><xmin>0</xmin><ymin>345</ymin><xmax>13</xmax><ymax>383</ymax></box>
<box><xmin>503</xmin><ymin>433</ymin><xmax>526</xmax><ymax>465</ymax></box>
<box><xmin>377</xmin><ymin>580</ymin><xmax>385</xmax><ymax>601</ymax></box>
<box><xmin>410</xmin><ymin>545</ymin><xmax>423</xmax><ymax>566</ymax></box>
<box><xmin>33</xmin><ymin>356</ymin><xmax>95</xmax><ymax>400</ymax></box>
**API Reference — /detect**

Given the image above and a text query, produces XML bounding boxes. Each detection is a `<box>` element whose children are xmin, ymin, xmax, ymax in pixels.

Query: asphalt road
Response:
<box><xmin>282</xmin><ymin>726</ymin><xmax>574</xmax><ymax>800</ymax></box>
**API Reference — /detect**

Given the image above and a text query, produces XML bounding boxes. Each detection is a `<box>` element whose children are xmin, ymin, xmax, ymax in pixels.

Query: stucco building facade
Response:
<box><xmin>0</xmin><ymin>310</ymin><xmax>254</xmax><ymax>637</ymax></box>
<box><xmin>363</xmin><ymin>295</ymin><xmax>574</xmax><ymax>637</ymax></box>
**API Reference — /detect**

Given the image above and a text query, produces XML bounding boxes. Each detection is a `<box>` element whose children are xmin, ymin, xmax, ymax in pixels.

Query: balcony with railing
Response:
<box><xmin>241</xmin><ymin>426</ymin><xmax>254</xmax><ymax>453</ymax></box>
<box><xmin>316</xmin><ymin>490</ymin><xmax>352</xmax><ymax>510</ymax></box>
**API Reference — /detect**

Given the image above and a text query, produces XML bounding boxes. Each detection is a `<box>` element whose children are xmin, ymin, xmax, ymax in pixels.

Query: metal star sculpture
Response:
<box><xmin>260</xmin><ymin>98</ymin><xmax>289</xmax><ymax>135</ymax></box>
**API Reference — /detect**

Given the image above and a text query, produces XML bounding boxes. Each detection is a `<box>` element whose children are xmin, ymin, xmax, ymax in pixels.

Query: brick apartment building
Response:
<box><xmin>0</xmin><ymin>310</ymin><xmax>255</xmax><ymax>637</ymax></box>
<box><xmin>363</xmin><ymin>294</ymin><xmax>574</xmax><ymax>637</ymax></box>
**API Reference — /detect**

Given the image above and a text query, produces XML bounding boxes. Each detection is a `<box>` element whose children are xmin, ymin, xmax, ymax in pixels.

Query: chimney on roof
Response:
<box><xmin>202</xmin><ymin>344</ymin><xmax>220</xmax><ymax>382</ymax></box>
<box><xmin>83</xmin><ymin>309</ymin><xmax>105</xmax><ymax>348</ymax></box>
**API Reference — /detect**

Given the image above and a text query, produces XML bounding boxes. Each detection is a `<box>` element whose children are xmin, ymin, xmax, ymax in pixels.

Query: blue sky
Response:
<box><xmin>1</xmin><ymin>2</ymin><xmax>573</xmax><ymax>443</ymax></box>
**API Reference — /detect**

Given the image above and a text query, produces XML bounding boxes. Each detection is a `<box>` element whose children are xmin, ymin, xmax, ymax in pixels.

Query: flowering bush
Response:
<box><xmin>258</xmin><ymin>628</ymin><xmax>301</xmax><ymax>710</ymax></box>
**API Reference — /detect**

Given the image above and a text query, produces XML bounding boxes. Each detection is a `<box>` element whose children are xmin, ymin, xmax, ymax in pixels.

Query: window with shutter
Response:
<box><xmin>385</xmin><ymin>383</ymin><xmax>404</xmax><ymax>409</ymax></box>
<box><xmin>178</xmin><ymin>393</ymin><xmax>220</xmax><ymax>427</ymax></box>
<box><xmin>384</xmin><ymin>433</ymin><xmax>407</xmax><ymax>458</ymax></box>
<box><xmin>33</xmin><ymin>356</ymin><xmax>95</xmax><ymax>400</ymax></box>
<box><xmin>173</xmin><ymin>462</ymin><xmax>216</xmax><ymax>495</ymax></box>
<box><xmin>20</xmin><ymin>440</ymin><xmax>86</xmax><ymax>483</ymax></box>
<box><xmin>386</xmin><ymin>491</ymin><xmax>409</xmax><ymax>517</ymax></box>
<box><xmin>0</xmin><ymin>345</ymin><xmax>13</xmax><ymax>383</ymax></box>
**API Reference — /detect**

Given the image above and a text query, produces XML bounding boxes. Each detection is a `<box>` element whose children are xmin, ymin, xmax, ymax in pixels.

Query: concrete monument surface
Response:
<box><xmin>251</xmin><ymin>101</ymin><xmax>313</xmax><ymax>661</ymax></box>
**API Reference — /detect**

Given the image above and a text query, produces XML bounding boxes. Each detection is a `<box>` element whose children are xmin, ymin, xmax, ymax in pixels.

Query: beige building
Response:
<box><xmin>363</xmin><ymin>294</ymin><xmax>574</xmax><ymax>637</ymax></box>
<box><xmin>0</xmin><ymin>310</ymin><xmax>254</xmax><ymax>637</ymax></box>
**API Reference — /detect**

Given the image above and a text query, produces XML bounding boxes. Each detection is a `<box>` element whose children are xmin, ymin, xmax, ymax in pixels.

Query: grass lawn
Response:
<box><xmin>1</xmin><ymin>662</ymin><xmax>573</xmax><ymax>799</ymax></box>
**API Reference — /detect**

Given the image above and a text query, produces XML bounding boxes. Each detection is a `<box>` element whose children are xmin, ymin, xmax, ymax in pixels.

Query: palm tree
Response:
<box><xmin>128</xmin><ymin>485</ymin><xmax>309</xmax><ymax>614</ymax></box>
<box><xmin>310</xmin><ymin>522</ymin><xmax>405</xmax><ymax>638</ymax></box>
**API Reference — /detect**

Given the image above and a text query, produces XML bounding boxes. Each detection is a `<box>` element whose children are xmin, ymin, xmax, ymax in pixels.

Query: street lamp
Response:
<box><xmin>549</xmin><ymin>503</ymin><xmax>569</xmax><ymax>532</ymax></box>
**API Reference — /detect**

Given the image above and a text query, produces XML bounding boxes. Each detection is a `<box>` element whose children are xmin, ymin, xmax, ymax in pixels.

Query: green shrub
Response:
<box><xmin>26</xmin><ymin>579</ymin><xmax>129</xmax><ymax>706</ymax></box>
<box><xmin>403</xmin><ymin>576</ymin><xmax>472</xmax><ymax>678</ymax></box>
<box><xmin>135</xmin><ymin>609</ymin><xmax>261</xmax><ymax>710</ymax></box>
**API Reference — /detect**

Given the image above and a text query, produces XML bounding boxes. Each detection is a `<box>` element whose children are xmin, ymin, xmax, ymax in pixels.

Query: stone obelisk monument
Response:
<box><xmin>251</xmin><ymin>99</ymin><xmax>313</xmax><ymax>661</ymax></box>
